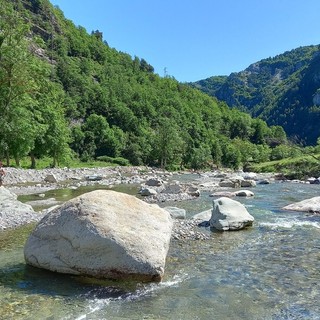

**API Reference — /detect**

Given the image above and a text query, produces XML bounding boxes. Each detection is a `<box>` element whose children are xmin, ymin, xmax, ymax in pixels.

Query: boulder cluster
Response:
<box><xmin>1</xmin><ymin>166</ymin><xmax>319</xmax><ymax>282</ymax></box>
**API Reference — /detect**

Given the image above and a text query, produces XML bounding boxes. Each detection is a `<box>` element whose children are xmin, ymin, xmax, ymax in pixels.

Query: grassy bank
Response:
<box><xmin>248</xmin><ymin>154</ymin><xmax>320</xmax><ymax>179</ymax></box>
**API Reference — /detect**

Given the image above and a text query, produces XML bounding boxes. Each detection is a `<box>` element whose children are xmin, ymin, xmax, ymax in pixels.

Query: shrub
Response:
<box><xmin>96</xmin><ymin>156</ymin><xmax>130</xmax><ymax>166</ymax></box>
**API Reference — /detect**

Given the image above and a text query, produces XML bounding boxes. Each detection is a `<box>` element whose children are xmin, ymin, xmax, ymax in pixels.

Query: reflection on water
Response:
<box><xmin>1</xmin><ymin>180</ymin><xmax>320</xmax><ymax>319</ymax></box>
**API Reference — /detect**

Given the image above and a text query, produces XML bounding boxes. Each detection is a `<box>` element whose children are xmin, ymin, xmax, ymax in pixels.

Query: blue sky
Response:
<box><xmin>52</xmin><ymin>0</ymin><xmax>320</xmax><ymax>82</ymax></box>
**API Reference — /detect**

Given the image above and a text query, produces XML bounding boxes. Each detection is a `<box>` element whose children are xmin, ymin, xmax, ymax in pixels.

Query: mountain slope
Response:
<box><xmin>191</xmin><ymin>46</ymin><xmax>320</xmax><ymax>145</ymax></box>
<box><xmin>0</xmin><ymin>0</ymin><xmax>288</xmax><ymax>170</ymax></box>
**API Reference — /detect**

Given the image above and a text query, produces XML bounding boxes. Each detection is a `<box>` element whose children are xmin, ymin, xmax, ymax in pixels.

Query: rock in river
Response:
<box><xmin>0</xmin><ymin>186</ymin><xmax>41</xmax><ymax>230</ymax></box>
<box><xmin>210</xmin><ymin>197</ymin><xmax>254</xmax><ymax>231</ymax></box>
<box><xmin>282</xmin><ymin>196</ymin><xmax>320</xmax><ymax>213</ymax></box>
<box><xmin>24</xmin><ymin>190</ymin><xmax>173</xmax><ymax>282</ymax></box>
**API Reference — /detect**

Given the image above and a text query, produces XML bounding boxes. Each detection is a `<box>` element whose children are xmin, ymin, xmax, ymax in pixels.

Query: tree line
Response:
<box><xmin>0</xmin><ymin>0</ymin><xmax>290</xmax><ymax>170</ymax></box>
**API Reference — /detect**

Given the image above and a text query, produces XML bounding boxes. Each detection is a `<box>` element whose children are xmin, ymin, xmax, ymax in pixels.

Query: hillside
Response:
<box><xmin>0</xmin><ymin>0</ymin><xmax>288</xmax><ymax>170</ymax></box>
<box><xmin>191</xmin><ymin>45</ymin><xmax>320</xmax><ymax>145</ymax></box>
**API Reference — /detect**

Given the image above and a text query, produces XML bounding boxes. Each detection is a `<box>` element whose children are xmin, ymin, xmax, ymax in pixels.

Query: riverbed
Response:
<box><xmin>1</xmin><ymin>178</ymin><xmax>320</xmax><ymax>319</ymax></box>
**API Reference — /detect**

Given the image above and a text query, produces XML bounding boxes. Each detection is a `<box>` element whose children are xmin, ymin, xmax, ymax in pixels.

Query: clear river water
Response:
<box><xmin>1</xmin><ymin>177</ymin><xmax>320</xmax><ymax>319</ymax></box>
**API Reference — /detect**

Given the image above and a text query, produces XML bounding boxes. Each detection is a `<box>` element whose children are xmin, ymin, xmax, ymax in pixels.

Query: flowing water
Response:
<box><xmin>1</xmin><ymin>179</ymin><xmax>320</xmax><ymax>319</ymax></box>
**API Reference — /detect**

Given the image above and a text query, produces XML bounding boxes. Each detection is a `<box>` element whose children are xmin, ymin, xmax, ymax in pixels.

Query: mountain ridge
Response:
<box><xmin>190</xmin><ymin>45</ymin><xmax>320</xmax><ymax>145</ymax></box>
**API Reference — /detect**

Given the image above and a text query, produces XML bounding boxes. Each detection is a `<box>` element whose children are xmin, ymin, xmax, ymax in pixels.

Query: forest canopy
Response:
<box><xmin>0</xmin><ymin>0</ymin><xmax>289</xmax><ymax>170</ymax></box>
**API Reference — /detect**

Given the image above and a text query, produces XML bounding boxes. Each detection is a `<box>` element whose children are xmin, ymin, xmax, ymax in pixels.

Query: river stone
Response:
<box><xmin>282</xmin><ymin>196</ymin><xmax>320</xmax><ymax>213</ymax></box>
<box><xmin>139</xmin><ymin>187</ymin><xmax>157</xmax><ymax>196</ymax></box>
<box><xmin>0</xmin><ymin>186</ymin><xmax>39</xmax><ymax>230</ymax></box>
<box><xmin>186</xmin><ymin>186</ymin><xmax>200</xmax><ymax>197</ymax></box>
<box><xmin>24</xmin><ymin>190</ymin><xmax>173</xmax><ymax>282</ymax></box>
<box><xmin>192</xmin><ymin>209</ymin><xmax>212</xmax><ymax>221</ymax></box>
<box><xmin>146</xmin><ymin>178</ymin><xmax>163</xmax><ymax>187</ymax></box>
<box><xmin>44</xmin><ymin>174</ymin><xmax>58</xmax><ymax>183</ymax></box>
<box><xmin>240</xmin><ymin>180</ymin><xmax>256</xmax><ymax>188</ymax></box>
<box><xmin>164</xmin><ymin>206</ymin><xmax>186</xmax><ymax>219</ymax></box>
<box><xmin>219</xmin><ymin>179</ymin><xmax>241</xmax><ymax>188</ymax></box>
<box><xmin>210</xmin><ymin>197</ymin><xmax>254</xmax><ymax>231</ymax></box>
<box><xmin>234</xmin><ymin>190</ymin><xmax>254</xmax><ymax>197</ymax></box>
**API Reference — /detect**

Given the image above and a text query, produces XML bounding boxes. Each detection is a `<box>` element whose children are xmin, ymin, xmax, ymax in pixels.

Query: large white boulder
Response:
<box><xmin>283</xmin><ymin>196</ymin><xmax>320</xmax><ymax>213</ymax></box>
<box><xmin>24</xmin><ymin>190</ymin><xmax>173</xmax><ymax>282</ymax></box>
<box><xmin>210</xmin><ymin>197</ymin><xmax>254</xmax><ymax>231</ymax></box>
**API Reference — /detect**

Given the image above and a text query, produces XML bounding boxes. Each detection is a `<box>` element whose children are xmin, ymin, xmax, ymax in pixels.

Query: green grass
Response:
<box><xmin>249</xmin><ymin>153</ymin><xmax>320</xmax><ymax>179</ymax></box>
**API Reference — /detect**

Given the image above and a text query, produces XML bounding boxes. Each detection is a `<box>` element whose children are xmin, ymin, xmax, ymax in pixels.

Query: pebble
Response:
<box><xmin>172</xmin><ymin>219</ymin><xmax>210</xmax><ymax>241</ymax></box>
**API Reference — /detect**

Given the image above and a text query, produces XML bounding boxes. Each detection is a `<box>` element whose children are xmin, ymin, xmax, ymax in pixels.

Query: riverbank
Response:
<box><xmin>0</xmin><ymin>166</ymin><xmax>212</xmax><ymax>240</ymax></box>
<box><xmin>3</xmin><ymin>166</ymin><xmax>149</xmax><ymax>195</ymax></box>
<box><xmin>0</xmin><ymin>166</ymin><xmax>278</xmax><ymax>239</ymax></box>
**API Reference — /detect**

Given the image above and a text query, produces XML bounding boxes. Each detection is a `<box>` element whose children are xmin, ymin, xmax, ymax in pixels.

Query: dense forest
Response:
<box><xmin>191</xmin><ymin>46</ymin><xmax>320</xmax><ymax>145</ymax></box>
<box><xmin>0</xmin><ymin>0</ymin><xmax>293</xmax><ymax>170</ymax></box>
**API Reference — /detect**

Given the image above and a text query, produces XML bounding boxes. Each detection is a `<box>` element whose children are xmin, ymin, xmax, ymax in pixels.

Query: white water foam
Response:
<box><xmin>260</xmin><ymin>218</ymin><xmax>320</xmax><ymax>230</ymax></box>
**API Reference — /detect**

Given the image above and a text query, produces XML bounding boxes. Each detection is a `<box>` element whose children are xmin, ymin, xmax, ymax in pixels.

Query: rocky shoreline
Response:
<box><xmin>0</xmin><ymin>166</ymin><xmax>276</xmax><ymax>240</ymax></box>
<box><xmin>0</xmin><ymin>166</ymin><xmax>204</xmax><ymax>237</ymax></box>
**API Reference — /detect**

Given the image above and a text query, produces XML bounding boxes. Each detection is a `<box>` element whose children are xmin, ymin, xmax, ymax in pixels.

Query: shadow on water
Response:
<box><xmin>0</xmin><ymin>223</ymin><xmax>145</xmax><ymax>304</ymax></box>
<box><xmin>0</xmin><ymin>261</ymin><xmax>143</xmax><ymax>300</ymax></box>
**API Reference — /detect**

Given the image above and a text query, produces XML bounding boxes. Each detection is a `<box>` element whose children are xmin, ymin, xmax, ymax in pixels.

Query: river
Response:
<box><xmin>1</xmin><ymin>178</ymin><xmax>320</xmax><ymax>319</ymax></box>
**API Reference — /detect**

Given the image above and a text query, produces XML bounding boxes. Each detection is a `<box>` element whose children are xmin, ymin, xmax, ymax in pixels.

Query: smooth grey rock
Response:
<box><xmin>192</xmin><ymin>209</ymin><xmax>212</xmax><ymax>221</ymax></box>
<box><xmin>257</xmin><ymin>179</ymin><xmax>270</xmax><ymax>185</ymax></box>
<box><xmin>210</xmin><ymin>197</ymin><xmax>254</xmax><ymax>231</ymax></box>
<box><xmin>161</xmin><ymin>183</ymin><xmax>183</xmax><ymax>194</ymax></box>
<box><xmin>210</xmin><ymin>191</ymin><xmax>235</xmax><ymax>198</ymax></box>
<box><xmin>234</xmin><ymin>190</ymin><xmax>254</xmax><ymax>197</ymax></box>
<box><xmin>187</xmin><ymin>186</ymin><xmax>200</xmax><ymax>197</ymax></box>
<box><xmin>219</xmin><ymin>179</ymin><xmax>241</xmax><ymax>188</ymax></box>
<box><xmin>240</xmin><ymin>180</ymin><xmax>256</xmax><ymax>188</ymax></box>
<box><xmin>139</xmin><ymin>187</ymin><xmax>157</xmax><ymax>196</ymax></box>
<box><xmin>283</xmin><ymin>196</ymin><xmax>320</xmax><ymax>213</ymax></box>
<box><xmin>164</xmin><ymin>206</ymin><xmax>186</xmax><ymax>219</ymax></box>
<box><xmin>85</xmin><ymin>175</ymin><xmax>103</xmax><ymax>181</ymax></box>
<box><xmin>242</xmin><ymin>172</ymin><xmax>257</xmax><ymax>180</ymax></box>
<box><xmin>0</xmin><ymin>187</ymin><xmax>40</xmax><ymax>230</ymax></box>
<box><xmin>24</xmin><ymin>190</ymin><xmax>173</xmax><ymax>282</ymax></box>
<box><xmin>44</xmin><ymin>174</ymin><xmax>58</xmax><ymax>183</ymax></box>
<box><xmin>146</xmin><ymin>178</ymin><xmax>163</xmax><ymax>187</ymax></box>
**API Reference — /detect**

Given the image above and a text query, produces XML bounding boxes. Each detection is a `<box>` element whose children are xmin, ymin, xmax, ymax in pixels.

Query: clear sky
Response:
<box><xmin>52</xmin><ymin>0</ymin><xmax>320</xmax><ymax>82</ymax></box>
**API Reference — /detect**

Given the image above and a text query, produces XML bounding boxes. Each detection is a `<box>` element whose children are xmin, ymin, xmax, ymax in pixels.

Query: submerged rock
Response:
<box><xmin>24</xmin><ymin>190</ymin><xmax>173</xmax><ymax>282</ymax></box>
<box><xmin>210</xmin><ymin>197</ymin><xmax>254</xmax><ymax>231</ymax></box>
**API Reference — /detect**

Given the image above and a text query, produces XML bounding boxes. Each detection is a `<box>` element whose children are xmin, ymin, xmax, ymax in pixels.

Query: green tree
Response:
<box><xmin>153</xmin><ymin>117</ymin><xmax>184</xmax><ymax>168</ymax></box>
<box><xmin>189</xmin><ymin>145</ymin><xmax>212</xmax><ymax>170</ymax></box>
<box><xmin>0</xmin><ymin>1</ymin><xmax>40</xmax><ymax>164</ymax></box>
<box><xmin>210</xmin><ymin>138</ymin><xmax>223</xmax><ymax>167</ymax></box>
<box><xmin>221</xmin><ymin>142</ymin><xmax>242</xmax><ymax>169</ymax></box>
<box><xmin>30</xmin><ymin>81</ymin><xmax>72</xmax><ymax>167</ymax></box>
